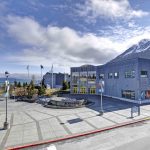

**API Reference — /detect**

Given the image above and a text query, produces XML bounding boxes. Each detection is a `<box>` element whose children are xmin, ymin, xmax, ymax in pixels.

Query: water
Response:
<box><xmin>0</xmin><ymin>78</ymin><xmax>31</xmax><ymax>86</ymax></box>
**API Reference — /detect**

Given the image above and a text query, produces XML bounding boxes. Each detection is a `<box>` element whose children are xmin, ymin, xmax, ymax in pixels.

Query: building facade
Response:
<box><xmin>71</xmin><ymin>58</ymin><xmax>150</xmax><ymax>102</ymax></box>
<box><xmin>71</xmin><ymin>65</ymin><xmax>97</xmax><ymax>94</ymax></box>
<box><xmin>71</xmin><ymin>52</ymin><xmax>150</xmax><ymax>104</ymax></box>
<box><xmin>98</xmin><ymin>58</ymin><xmax>150</xmax><ymax>101</ymax></box>
<box><xmin>43</xmin><ymin>72</ymin><xmax>69</xmax><ymax>89</ymax></box>
<box><xmin>70</xmin><ymin>39</ymin><xmax>150</xmax><ymax>102</ymax></box>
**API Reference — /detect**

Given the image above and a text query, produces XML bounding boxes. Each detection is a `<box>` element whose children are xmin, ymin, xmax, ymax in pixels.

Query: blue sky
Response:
<box><xmin>0</xmin><ymin>0</ymin><xmax>150</xmax><ymax>77</ymax></box>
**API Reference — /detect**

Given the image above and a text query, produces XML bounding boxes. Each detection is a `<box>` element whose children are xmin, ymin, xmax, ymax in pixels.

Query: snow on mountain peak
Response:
<box><xmin>139</xmin><ymin>39</ymin><xmax>150</xmax><ymax>45</ymax></box>
<box><xmin>122</xmin><ymin>39</ymin><xmax>150</xmax><ymax>57</ymax></box>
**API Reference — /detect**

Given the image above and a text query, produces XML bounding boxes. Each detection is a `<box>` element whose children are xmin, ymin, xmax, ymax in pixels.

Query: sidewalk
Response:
<box><xmin>0</xmin><ymin>98</ymin><xmax>150</xmax><ymax>150</ymax></box>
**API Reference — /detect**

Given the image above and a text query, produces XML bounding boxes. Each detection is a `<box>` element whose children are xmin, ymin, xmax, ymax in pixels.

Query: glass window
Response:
<box><xmin>72</xmin><ymin>72</ymin><xmax>79</xmax><ymax>84</ymax></box>
<box><xmin>99</xmin><ymin>74</ymin><xmax>104</xmax><ymax>79</ymax></box>
<box><xmin>141</xmin><ymin>71</ymin><xmax>148</xmax><ymax>78</ymax></box>
<box><xmin>88</xmin><ymin>71</ymin><xmax>96</xmax><ymax>84</ymax></box>
<box><xmin>90</xmin><ymin>87</ymin><xmax>96</xmax><ymax>94</ymax></box>
<box><xmin>114</xmin><ymin>72</ymin><xmax>119</xmax><ymax>78</ymax></box>
<box><xmin>73</xmin><ymin>87</ymin><xmax>78</xmax><ymax>94</ymax></box>
<box><xmin>108</xmin><ymin>73</ymin><xmax>113</xmax><ymax>79</ymax></box>
<box><xmin>122</xmin><ymin>90</ymin><xmax>135</xmax><ymax>100</ymax></box>
<box><xmin>125</xmin><ymin>71</ymin><xmax>135</xmax><ymax>78</ymax></box>
<box><xmin>80</xmin><ymin>87</ymin><xmax>86</xmax><ymax>94</ymax></box>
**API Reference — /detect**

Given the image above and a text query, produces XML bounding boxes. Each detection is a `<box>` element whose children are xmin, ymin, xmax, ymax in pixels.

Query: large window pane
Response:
<box><xmin>122</xmin><ymin>90</ymin><xmax>135</xmax><ymax>100</ymax></box>
<box><xmin>141</xmin><ymin>71</ymin><xmax>148</xmax><ymax>78</ymax></box>
<box><xmin>125</xmin><ymin>71</ymin><xmax>135</xmax><ymax>78</ymax></box>
<box><xmin>114</xmin><ymin>72</ymin><xmax>119</xmax><ymax>79</ymax></box>
<box><xmin>108</xmin><ymin>73</ymin><xmax>113</xmax><ymax>79</ymax></box>
<box><xmin>99</xmin><ymin>73</ymin><xmax>104</xmax><ymax>79</ymax></box>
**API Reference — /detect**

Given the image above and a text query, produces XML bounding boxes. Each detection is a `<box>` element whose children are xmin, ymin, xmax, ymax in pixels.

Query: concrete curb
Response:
<box><xmin>7</xmin><ymin>116</ymin><xmax>150</xmax><ymax>150</ymax></box>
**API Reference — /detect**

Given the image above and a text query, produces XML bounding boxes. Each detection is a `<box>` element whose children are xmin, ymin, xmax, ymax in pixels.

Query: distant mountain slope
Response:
<box><xmin>109</xmin><ymin>39</ymin><xmax>150</xmax><ymax>63</ymax></box>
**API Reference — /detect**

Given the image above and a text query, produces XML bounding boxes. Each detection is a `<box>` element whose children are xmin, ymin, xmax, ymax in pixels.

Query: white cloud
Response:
<box><xmin>77</xmin><ymin>0</ymin><xmax>149</xmax><ymax>20</ymax></box>
<box><xmin>5</xmin><ymin>15</ymin><xmax>150</xmax><ymax>70</ymax></box>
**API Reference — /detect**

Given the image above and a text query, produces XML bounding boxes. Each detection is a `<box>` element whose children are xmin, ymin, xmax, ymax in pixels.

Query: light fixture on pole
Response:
<box><xmin>3</xmin><ymin>71</ymin><xmax>10</xmax><ymax>130</ymax></box>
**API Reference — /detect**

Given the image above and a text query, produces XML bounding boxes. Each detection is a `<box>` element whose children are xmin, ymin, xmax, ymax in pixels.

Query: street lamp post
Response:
<box><xmin>99</xmin><ymin>79</ymin><xmax>104</xmax><ymax>116</ymax></box>
<box><xmin>3</xmin><ymin>71</ymin><xmax>10</xmax><ymax>130</ymax></box>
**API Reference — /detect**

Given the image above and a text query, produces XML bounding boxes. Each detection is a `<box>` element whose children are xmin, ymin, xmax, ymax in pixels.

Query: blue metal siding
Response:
<box><xmin>70</xmin><ymin>58</ymin><xmax>150</xmax><ymax>101</ymax></box>
<box><xmin>138</xmin><ymin>58</ymin><xmax>150</xmax><ymax>94</ymax></box>
<box><xmin>97</xmin><ymin>59</ymin><xmax>139</xmax><ymax>99</ymax></box>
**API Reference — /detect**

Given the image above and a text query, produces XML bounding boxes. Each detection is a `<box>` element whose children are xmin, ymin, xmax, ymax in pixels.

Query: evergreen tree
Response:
<box><xmin>62</xmin><ymin>81</ymin><xmax>68</xmax><ymax>90</ymax></box>
<box><xmin>14</xmin><ymin>80</ymin><xmax>17</xmax><ymax>87</ymax></box>
<box><xmin>23</xmin><ymin>82</ymin><xmax>26</xmax><ymax>88</ymax></box>
<box><xmin>41</xmin><ymin>78</ymin><xmax>46</xmax><ymax>88</ymax></box>
<box><xmin>38</xmin><ymin>87</ymin><xmax>46</xmax><ymax>95</ymax></box>
<box><xmin>68</xmin><ymin>81</ymin><xmax>70</xmax><ymax>89</ymax></box>
<box><xmin>17</xmin><ymin>82</ymin><xmax>21</xmax><ymax>87</ymax></box>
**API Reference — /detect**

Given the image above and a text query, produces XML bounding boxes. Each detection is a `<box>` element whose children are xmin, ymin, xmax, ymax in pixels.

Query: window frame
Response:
<box><xmin>114</xmin><ymin>72</ymin><xmax>119</xmax><ymax>79</ymax></box>
<box><xmin>108</xmin><ymin>73</ymin><xmax>113</xmax><ymax>79</ymax></box>
<box><xmin>140</xmin><ymin>70</ymin><xmax>148</xmax><ymax>78</ymax></box>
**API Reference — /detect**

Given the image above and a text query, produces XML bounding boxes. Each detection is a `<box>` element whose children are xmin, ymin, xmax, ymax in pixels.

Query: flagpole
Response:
<box><xmin>41</xmin><ymin>67</ymin><xmax>42</xmax><ymax>81</ymax></box>
<box><xmin>64</xmin><ymin>65</ymin><xmax>66</xmax><ymax>81</ymax></box>
<box><xmin>28</xmin><ymin>69</ymin><xmax>29</xmax><ymax>81</ymax></box>
<box><xmin>51</xmin><ymin>64</ymin><xmax>53</xmax><ymax>89</ymax></box>
<box><xmin>40</xmin><ymin>65</ymin><xmax>44</xmax><ymax>87</ymax></box>
<box><xmin>27</xmin><ymin>65</ymin><xmax>29</xmax><ymax>83</ymax></box>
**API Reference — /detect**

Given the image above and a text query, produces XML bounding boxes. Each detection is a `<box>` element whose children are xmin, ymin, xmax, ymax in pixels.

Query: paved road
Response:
<box><xmin>111</xmin><ymin>135</ymin><xmax>150</xmax><ymax>150</ymax></box>
<box><xmin>0</xmin><ymin>96</ymin><xmax>150</xmax><ymax>149</ymax></box>
<box><xmin>28</xmin><ymin>122</ymin><xmax>150</xmax><ymax>150</ymax></box>
<box><xmin>31</xmin><ymin>121</ymin><xmax>150</xmax><ymax>150</ymax></box>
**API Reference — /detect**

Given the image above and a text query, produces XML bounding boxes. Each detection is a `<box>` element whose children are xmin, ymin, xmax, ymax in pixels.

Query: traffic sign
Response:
<box><xmin>98</xmin><ymin>79</ymin><xmax>104</xmax><ymax>93</ymax></box>
<box><xmin>99</xmin><ymin>88</ymin><xmax>104</xmax><ymax>93</ymax></box>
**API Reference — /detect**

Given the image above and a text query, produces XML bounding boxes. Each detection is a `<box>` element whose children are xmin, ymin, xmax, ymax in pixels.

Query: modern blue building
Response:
<box><xmin>43</xmin><ymin>72</ymin><xmax>70</xmax><ymax>89</ymax></box>
<box><xmin>70</xmin><ymin>39</ymin><xmax>150</xmax><ymax>103</ymax></box>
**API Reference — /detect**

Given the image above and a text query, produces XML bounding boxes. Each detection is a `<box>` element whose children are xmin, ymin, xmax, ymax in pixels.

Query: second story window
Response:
<box><xmin>114</xmin><ymin>72</ymin><xmax>119</xmax><ymax>79</ymax></box>
<box><xmin>99</xmin><ymin>74</ymin><xmax>104</xmax><ymax>79</ymax></box>
<box><xmin>108</xmin><ymin>73</ymin><xmax>113</xmax><ymax>79</ymax></box>
<box><xmin>125</xmin><ymin>71</ymin><xmax>135</xmax><ymax>78</ymax></box>
<box><xmin>141</xmin><ymin>71</ymin><xmax>148</xmax><ymax>78</ymax></box>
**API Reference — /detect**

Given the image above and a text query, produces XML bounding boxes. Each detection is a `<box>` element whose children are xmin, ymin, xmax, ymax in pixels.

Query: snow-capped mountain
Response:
<box><xmin>120</xmin><ymin>39</ymin><xmax>150</xmax><ymax>57</ymax></box>
<box><xmin>110</xmin><ymin>39</ymin><xmax>150</xmax><ymax>63</ymax></box>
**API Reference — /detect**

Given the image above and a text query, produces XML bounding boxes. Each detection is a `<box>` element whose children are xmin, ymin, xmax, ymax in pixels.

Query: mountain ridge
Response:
<box><xmin>108</xmin><ymin>39</ymin><xmax>150</xmax><ymax>64</ymax></box>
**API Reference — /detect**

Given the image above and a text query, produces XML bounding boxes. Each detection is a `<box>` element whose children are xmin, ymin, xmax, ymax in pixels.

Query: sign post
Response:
<box><xmin>131</xmin><ymin>105</ymin><xmax>140</xmax><ymax>118</ymax></box>
<box><xmin>98</xmin><ymin>79</ymin><xmax>104</xmax><ymax>116</ymax></box>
